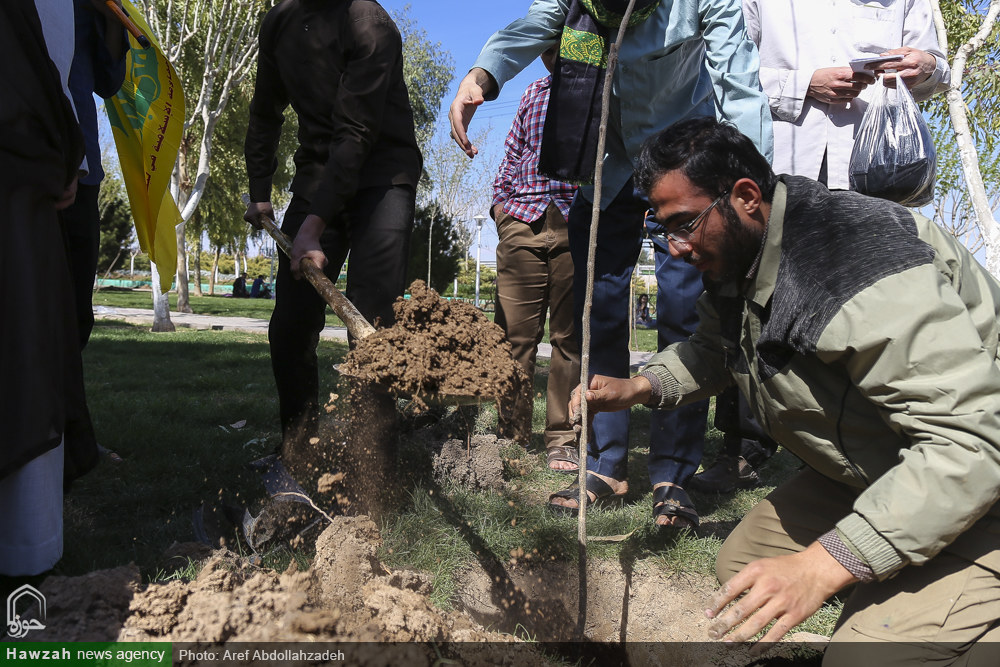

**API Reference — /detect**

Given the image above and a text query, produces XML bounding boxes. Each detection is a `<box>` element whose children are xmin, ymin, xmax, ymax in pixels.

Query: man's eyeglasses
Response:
<box><xmin>646</xmin><ymin>190</ymin><xmax>729</xmax><ymax>246</ymax></box>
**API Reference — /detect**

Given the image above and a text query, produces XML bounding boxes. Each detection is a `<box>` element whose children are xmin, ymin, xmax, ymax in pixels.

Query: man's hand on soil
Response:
<box><xmin>705</xmin><ymin>542</ymin><xmax>857</xmax><ymax>653</ymax></box>
<box><xmin>291</xmin><ymin>214</ymin><xmax>328</xmax><ymax>279</ymax></box>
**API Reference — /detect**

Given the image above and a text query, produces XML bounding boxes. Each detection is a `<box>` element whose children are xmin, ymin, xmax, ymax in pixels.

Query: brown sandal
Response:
<box><xmin>548</xmin><ymin>473</ymin><xmax>625</xmax><ymax>516</ymax></box>
<box><xmin>546</xmin><ymin>444</ymin><xmax>580</xmax><ymax>473</ymax></box>
<box><xmin>653</xmin><ymin>483</ymin><xmax>699</xmax><ymax>530</ymax></box>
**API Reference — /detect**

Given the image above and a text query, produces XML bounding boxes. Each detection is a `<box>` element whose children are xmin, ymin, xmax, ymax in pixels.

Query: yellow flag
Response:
<box><xmin>105</xmin><ymin>0</ymin><xmax>184</xmax><ymax>292</ymax></box>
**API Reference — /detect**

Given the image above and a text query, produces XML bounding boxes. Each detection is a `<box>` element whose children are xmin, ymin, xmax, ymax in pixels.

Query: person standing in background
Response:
<box><xmin>491</xmin><ymin>46</ymin><xmax>580</xmax><ymax>472</ymax></box>
<box><xmin>59</xmin><ymin>0</ymin><xmax>128</xmax><ymax>486</ymax></box>
<box><xmin>449</xmin><ymin>0</ymin><xmax>772</xmax><ymax>526</ymax></box>
<box><xmin>743</xmin><ymin>0</ymin><xmax>949</xmax><ymax>188</ymax></box>
<box><xmin>0</xmin><ymin>0</ymin><xmax>86</xmax><ymax>576</ymax></box>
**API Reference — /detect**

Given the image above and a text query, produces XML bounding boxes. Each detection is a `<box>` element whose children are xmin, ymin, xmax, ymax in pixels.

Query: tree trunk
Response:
<box><xmin>209</xmin><ymin>246</ymin><xmax>220</xmax><ymax>296</ymax></box>
<box><xmin>150</xmin><ymin>261</ymin><xmax>175</xmax><ymax>332</ymax></box>
<box><xmin>193</xmin><ymin>235</ymin><xmax>203</xmax><ymax>297</ymax></box>
<box><xmin>930</xmin><ymin>0</ymin><xmax>1000</xmax><ymax>276</ymax></box>
<box><xmin>138</xmin><ymin>0</ymin><xmax>267</xmax><ymax>314</ymax></box>
<box><xmin>175</xmin><ymin>222</ymin><xmax>193</xmax><ymax>313</ymax></box>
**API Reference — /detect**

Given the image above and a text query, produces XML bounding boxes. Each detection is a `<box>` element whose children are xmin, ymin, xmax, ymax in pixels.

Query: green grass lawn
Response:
<box><xmin>93</xmin><ymin>287</ymin><xmax>352</xmax><ymax>328</ymax></box>
<box><xmin>93</xmin><ymin>287</ymin><xmax>280</xmax><ymax>318</ymax></box>
<box><xmin>57</xmin><ymin>320</ymin><xmax>350</xmax><ymax>577</ymax></box>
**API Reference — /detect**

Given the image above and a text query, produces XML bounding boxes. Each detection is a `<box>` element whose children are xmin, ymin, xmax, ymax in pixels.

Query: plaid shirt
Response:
<box><xmin>492</xmin><ymin>76</ymin><xmax>577</xmax><ymax>222</ymax></box>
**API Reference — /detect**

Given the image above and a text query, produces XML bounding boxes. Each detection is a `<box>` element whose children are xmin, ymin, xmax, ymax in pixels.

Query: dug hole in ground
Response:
<box><xmin>19</xmin><ymin>282</ymin><xmax>821</xmax><ymax>665</ymax></box>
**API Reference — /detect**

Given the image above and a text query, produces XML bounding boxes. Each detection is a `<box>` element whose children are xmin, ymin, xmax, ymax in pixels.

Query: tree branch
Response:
<box><xmin>931</xmin><ymin>0</ymin><xmax>1000</xmax><ymax>276</ymax></box>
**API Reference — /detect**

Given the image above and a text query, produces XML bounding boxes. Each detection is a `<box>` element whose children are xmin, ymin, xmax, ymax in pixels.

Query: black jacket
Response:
<box><xmin>245</xmin><ymin>0</ymin><xmax>422</xmax><ymax>224</ymax></box>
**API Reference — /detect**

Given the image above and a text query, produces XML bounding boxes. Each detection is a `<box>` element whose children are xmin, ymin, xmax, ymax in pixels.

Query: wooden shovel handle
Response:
<box><xmin>257</xmin><ymin>215</ymin><xmax>376</xmax><ymax>340</ymax></box>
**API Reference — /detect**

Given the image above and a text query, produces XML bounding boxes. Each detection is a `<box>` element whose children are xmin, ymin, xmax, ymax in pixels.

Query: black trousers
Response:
<box><xmin>59</xmin><ymin>183</ymin><xmax>100</xmax><ymax>347</ymax></box>
<box><xmin>269</xmin><ymin>184</ymin><xmax>414</xmax><ymax>440</ymax></box>
<box><xmin>58</xmin><ymin>182</ymin><xmax>101</xmax><ymax>485</ymax></box>
<box><xmin>714</xmin><ymin>388</ymin><xmax>778</xmax><ymax>466</ymax></box>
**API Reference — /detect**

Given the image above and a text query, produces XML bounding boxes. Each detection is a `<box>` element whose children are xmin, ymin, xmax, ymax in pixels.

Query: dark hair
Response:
<box><xmin>635</xmin><ymin>117</ymin><xmax>777</xmax><ymax>202</ymax></box>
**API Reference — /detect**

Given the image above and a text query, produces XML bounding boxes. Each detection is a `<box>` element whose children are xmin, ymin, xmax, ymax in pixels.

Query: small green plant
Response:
<box><xmin>512</xmin><ymin>623</ymin><xmax>538</xmax><ymax>643</ymax></box>
<box><xmin>150</xmin><ymin>557</ymin><xmax>201</xmax><ymax>584</ymax></box>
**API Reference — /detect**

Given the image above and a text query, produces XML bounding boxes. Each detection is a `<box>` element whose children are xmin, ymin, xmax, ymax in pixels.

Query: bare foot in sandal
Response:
<box><xmin>546</xmin><ymin>444</ymin><xmax>580</xmax><ymax>472</ymax></box>
<box><xmin>652</xmin><ymin>481</ymin><xmax>699</xmax><ymax>529</ymax></box>
<box><xmin>549</xmin><ymin>471</ymin><xmax>628</xmax><ymax>512</ymax></box>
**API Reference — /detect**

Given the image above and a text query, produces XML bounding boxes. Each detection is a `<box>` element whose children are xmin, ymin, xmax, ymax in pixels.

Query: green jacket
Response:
<box><xmin>643</xmin><ymin>176</ymin><xmax>1000</xmax><ymax>579</ymax></box>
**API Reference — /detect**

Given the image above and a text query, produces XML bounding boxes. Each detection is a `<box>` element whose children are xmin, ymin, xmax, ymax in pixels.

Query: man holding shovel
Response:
<box><xmin>244</xmin><ymin>0</ymin><xmax>421</xmax><ymax>452</ymax></box>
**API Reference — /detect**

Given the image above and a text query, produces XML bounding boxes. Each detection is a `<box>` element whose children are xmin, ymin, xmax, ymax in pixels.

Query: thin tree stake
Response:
<box><xmin>576</xmin><ymin>0</ymin><xmax>639</xmax><ymax>638</ymax></box>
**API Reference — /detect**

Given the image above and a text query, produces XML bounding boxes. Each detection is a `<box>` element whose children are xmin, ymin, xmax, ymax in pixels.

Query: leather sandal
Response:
<box><xmin>652</xmin><ymin>483</ymin><xmax>699</xmax><ymax>529</ymax></box>
<box><xmin>548</xmin><ymin>473</ymin><xmax>625</xmax><ymax>516</ymax></box>
<box><xmin>546</xmin><ymin>444</ymin><xmax>580</xmax><ymax>473</ymax></box>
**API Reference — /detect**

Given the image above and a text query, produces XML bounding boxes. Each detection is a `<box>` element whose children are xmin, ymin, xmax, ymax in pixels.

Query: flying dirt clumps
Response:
<box><xmin>342</xmin><ymin>281</ymin><xmax>527</xmax><ymax>412</ymax></box>
<box><xmin>432</xmin><ymin>434</ymin><xmax>505</xmax><ymax>491</ymax></box>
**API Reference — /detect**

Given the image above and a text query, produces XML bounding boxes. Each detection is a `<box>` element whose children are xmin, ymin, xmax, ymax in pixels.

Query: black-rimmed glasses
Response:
<box><xmin>646</xmin><ymin>190</ymin><xmax>729</xmax><ymax>246</ymax></box>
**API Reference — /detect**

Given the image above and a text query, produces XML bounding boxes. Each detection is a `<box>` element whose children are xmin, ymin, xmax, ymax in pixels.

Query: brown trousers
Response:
<box><xmin>495</xmin><ymin>203</ymin><xmax>579</xmax><ymax>449</ymax></box>
<box><xmin>716</xmin><ymin>468</ymin><xmax>1000</xmax><ymax>665</ymax></box>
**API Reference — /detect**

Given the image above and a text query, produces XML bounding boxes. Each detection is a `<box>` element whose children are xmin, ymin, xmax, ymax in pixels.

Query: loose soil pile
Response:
<box><xmin>279</xmin><ymin>281</ymin><xmax>529</xmax><ymax>520</ymax></box>
<box><xmin>25</xmin><ymin>517</ymin><xmax>542</xmax><ymax>664</ymax></box>
<box><xmin>342</xmin><ymin>281</ymin><xmax>527</xmax><ymax>416</ymax></box>
<box><xmin>23</xmin><ymin>514</ymin><xmax>820</xmax><ymax>665</ymax></box>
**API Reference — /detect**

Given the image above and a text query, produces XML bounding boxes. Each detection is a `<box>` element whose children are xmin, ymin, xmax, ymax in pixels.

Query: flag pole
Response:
<box><xmin>104</xmin><ymin>1</ymin><xmax>151</xmax><ymax>48</ymax></box>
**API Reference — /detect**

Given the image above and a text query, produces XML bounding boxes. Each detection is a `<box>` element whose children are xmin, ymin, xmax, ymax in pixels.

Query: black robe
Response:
<box><xmin>0</xmin><ymin>0</ymin><xmax>88</xmax><ymax>480</ymax></box>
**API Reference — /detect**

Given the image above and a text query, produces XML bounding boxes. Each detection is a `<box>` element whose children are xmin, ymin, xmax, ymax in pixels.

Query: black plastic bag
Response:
<box><xmin>848</xmin><ymin>77</ymin><xmax>936</xmax><ymax>207</ymax></box>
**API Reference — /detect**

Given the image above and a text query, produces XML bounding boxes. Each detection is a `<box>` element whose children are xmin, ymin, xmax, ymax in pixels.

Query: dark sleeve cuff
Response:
<box><xmin>818</xmin><ymin>529</ymin><xmax>876</xmax><ymax>583</ymax></box>
<box><xmin>248</xmin><ymin>177</ymin><xmax>273</xmax><ymax>204</ymax></box>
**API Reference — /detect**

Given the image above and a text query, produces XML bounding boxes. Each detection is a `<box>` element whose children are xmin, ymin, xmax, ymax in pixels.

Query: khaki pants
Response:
<box><xmin>495</xmin><ymin>203</ymin><xmax>579</xmax><ymax>449</ymax></box>
<box><xmin>716</xmin><ymin>469</ymin><xmax>1000</xmax><ymax>666</ymax></box>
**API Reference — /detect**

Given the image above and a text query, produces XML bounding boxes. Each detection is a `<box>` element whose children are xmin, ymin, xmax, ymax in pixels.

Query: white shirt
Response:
<box><xmin>34</xmin><ymin>0</ymin><xmax>88</xmax><ymax>177</ymax></box>
<box><xmin>33</xmin><ymin>0</ymin><xmax>76</xmax><ymax>108</ymax></box>
<box><xmin>743</xmin><ymin>0</ymin><xmax>949</xmax><ymax>189</ymax></box>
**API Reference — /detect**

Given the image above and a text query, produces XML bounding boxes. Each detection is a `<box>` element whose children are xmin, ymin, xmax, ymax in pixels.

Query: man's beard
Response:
<box><xmin>713</xmin><ymin>200</ymin><xmax>765</xmax><ymax>284</ymax></box>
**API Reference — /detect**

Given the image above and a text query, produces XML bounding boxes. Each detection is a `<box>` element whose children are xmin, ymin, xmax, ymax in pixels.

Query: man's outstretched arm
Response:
<box><xmin>449</xmin><ymin>68</ymin><xmax>497</xmax><ymax>158</ymax></box>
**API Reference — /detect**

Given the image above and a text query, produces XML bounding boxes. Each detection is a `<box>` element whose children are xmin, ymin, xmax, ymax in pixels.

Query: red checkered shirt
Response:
<box><xmin>492</xmin><ymin>76</ymin><xmax>577</xmax><ymax>222</ymax></box>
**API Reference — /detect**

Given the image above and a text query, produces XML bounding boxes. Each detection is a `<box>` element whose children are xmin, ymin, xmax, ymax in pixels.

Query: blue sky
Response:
<box><xmin>379</xmin><ymin>1</ymin><xmax>548</xmax><ymax>133</ymax></box>
<box><xmin>378</xmin><ymin>1</ymin><xmax>550</xmax><ymax>262</ymax></box>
